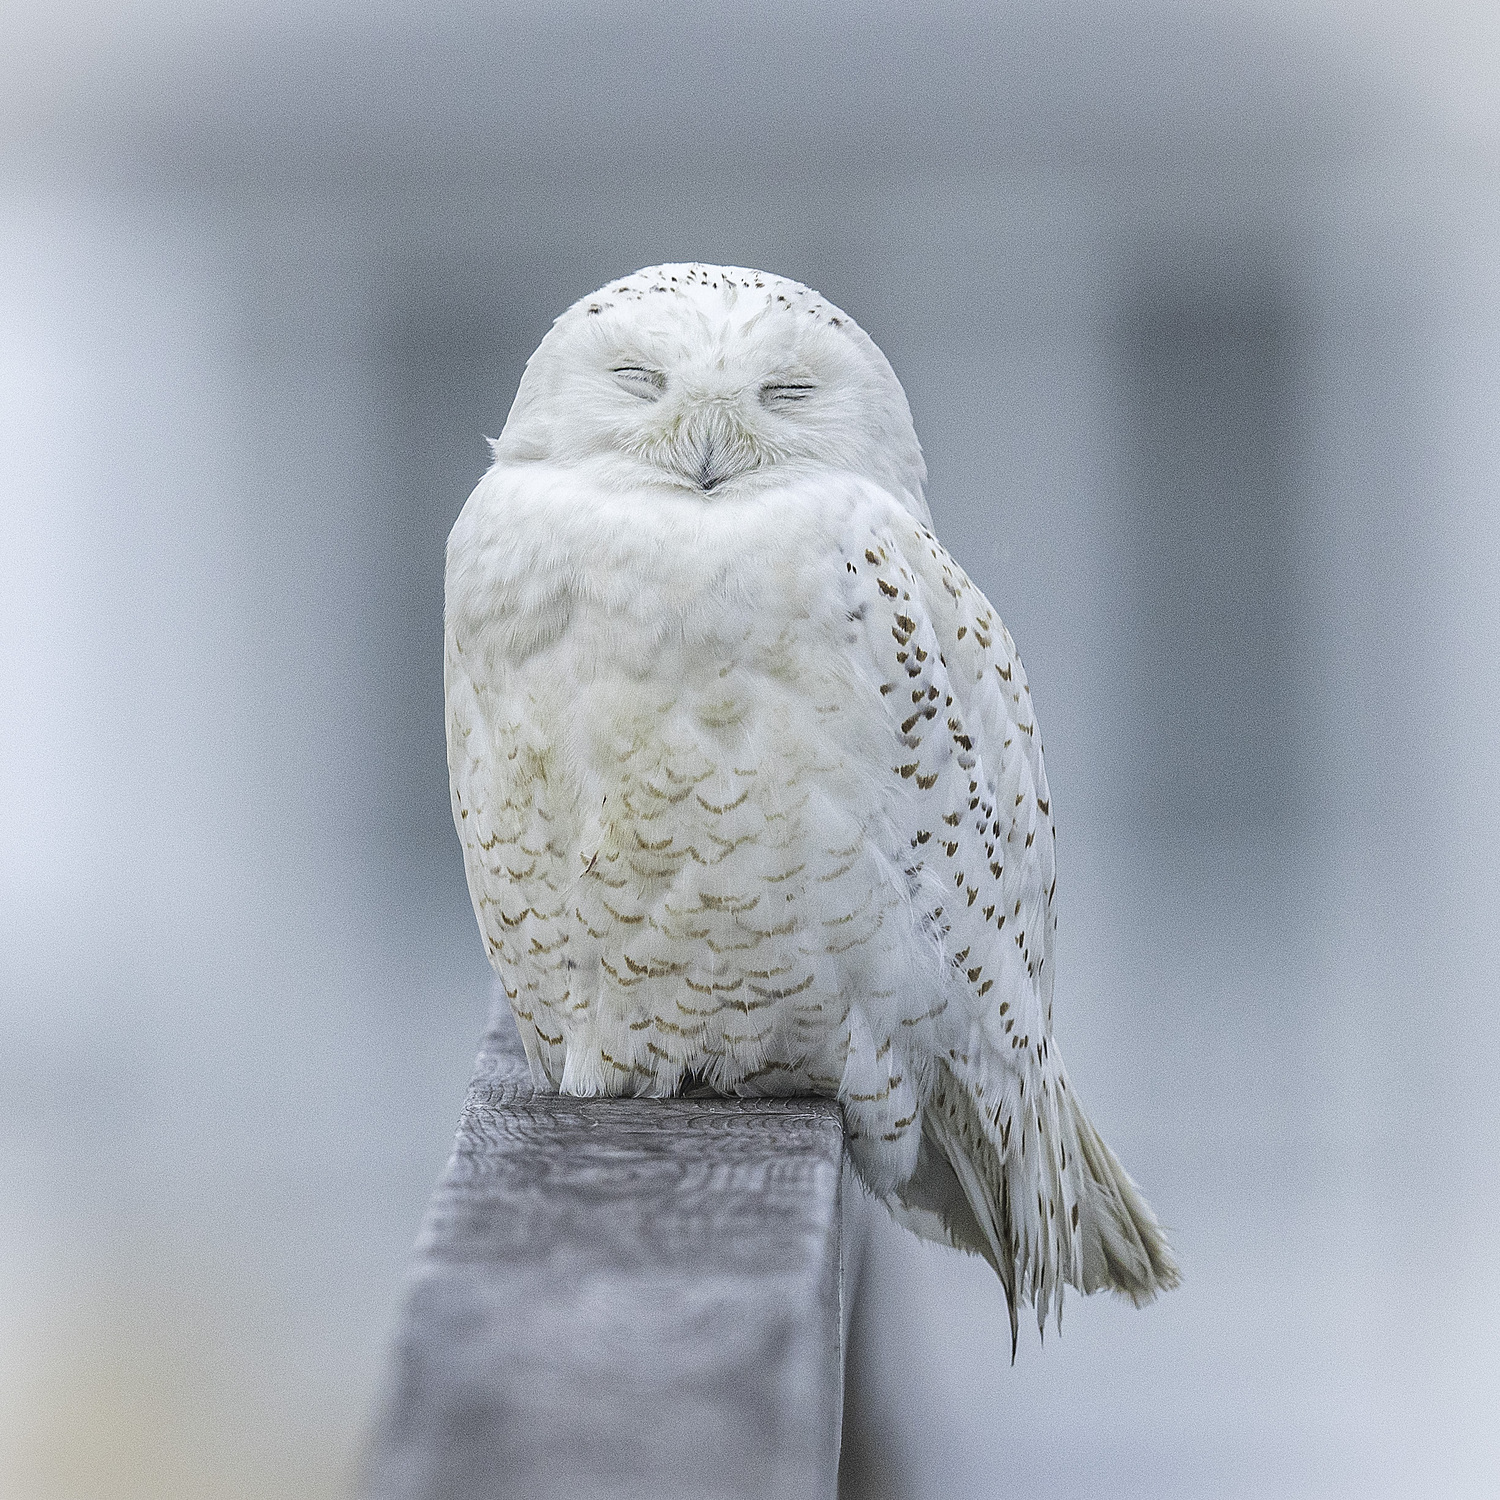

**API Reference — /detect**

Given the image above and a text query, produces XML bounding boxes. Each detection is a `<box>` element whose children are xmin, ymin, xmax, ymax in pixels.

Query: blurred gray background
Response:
<box><xmin>3</xmin><ymin>2</ymin><xmax>1499</xmax><ymax>1496</ymax></box>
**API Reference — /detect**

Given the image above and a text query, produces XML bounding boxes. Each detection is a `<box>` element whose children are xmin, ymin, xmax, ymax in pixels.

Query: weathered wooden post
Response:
<box><xmin>364</xmin><ymin>985</ymin><xmax>849</xmax><ymax>1499</ymax></box>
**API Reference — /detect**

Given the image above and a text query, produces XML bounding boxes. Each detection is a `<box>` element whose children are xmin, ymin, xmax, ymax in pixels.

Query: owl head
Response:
<box><xmin>492</xmin><ymin>264</ymin><xmax>929</xmax><ymax>519</ymax></box>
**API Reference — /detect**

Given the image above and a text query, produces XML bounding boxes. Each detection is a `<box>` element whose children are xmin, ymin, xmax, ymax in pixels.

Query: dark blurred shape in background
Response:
<box><xmin>1117</xmin><ymin>276</ymin><xmax>1303</xmax><ymax>834</ymax></box>
<box><xmin>3</xmin><ymin>4</ymin><xmax>1498</xmax><ymax>1496</ymax></box>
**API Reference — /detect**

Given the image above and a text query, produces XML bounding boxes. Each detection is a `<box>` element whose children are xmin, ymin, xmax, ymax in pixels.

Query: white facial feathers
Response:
<box><xmin>492</xmin><ymin>263</ymin><xmax>930</xmax><ymax>518</ymax></box>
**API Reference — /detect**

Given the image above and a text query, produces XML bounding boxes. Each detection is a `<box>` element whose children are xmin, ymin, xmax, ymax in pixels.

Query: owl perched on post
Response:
<box><xmin>445</xmin><ymin>264</ymin><xmax>1178</xmax><ymax>1347</ymax></box>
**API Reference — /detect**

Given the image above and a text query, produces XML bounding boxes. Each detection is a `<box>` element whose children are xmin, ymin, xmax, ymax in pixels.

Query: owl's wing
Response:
<box><xmin>842</xmin><ymin>510</ymin><xmax>1177</xmax><ymax>1347</ymax></box>
<box><xmin>445</xmin><ymin>625</ymin><xmax>574</xmax><ymax>1089</ymax></box>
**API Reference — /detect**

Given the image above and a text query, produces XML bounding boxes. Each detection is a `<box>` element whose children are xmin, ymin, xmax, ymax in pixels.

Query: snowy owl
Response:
<box><xmin>445</xmin><ymin>264</ymin><xmax>1178</xmax><ymax>1345</ymax></box>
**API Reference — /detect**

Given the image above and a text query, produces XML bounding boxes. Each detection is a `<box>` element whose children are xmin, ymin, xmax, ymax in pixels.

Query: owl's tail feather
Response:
<box><xmin>1065</xmin><ymin>1089</ymin><xmax>1180</xmax><ymax>1306</ymax></box>
<box><xmin>887</xmin><ymin>1058</ymin><xmax>1178</xmax><ymax>1357</ymax></box>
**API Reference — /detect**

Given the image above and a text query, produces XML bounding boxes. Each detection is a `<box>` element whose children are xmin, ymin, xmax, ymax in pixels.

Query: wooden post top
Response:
<box><xmin>364</xmin><ymin>987</ymin><xmax>848</xmax><ymax>1500</ymax></box>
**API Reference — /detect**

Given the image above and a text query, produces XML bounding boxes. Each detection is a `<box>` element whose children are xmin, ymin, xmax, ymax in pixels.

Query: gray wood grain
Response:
<box><xmin>364</xmin><ymin>986</ymin><xmax>848</xmax><ymax>1500</ymax></box>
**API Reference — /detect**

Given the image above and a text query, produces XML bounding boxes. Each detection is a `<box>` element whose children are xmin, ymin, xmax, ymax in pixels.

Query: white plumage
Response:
<box><xmin>445</xmin><ymin>264</ymin><xmax>1178</xmax><ymax>1347</ymax></box>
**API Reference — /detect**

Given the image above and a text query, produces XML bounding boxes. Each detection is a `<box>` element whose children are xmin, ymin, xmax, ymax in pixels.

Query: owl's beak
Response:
<box><xmin>677</xmin><ymin>400</ymin><xmax>761</xmax><ymax>494</ymax></box>
<box><xmin>693</xmin><ymin>433</ymin><xmax>734</xmax><ymax>493</ymax></box>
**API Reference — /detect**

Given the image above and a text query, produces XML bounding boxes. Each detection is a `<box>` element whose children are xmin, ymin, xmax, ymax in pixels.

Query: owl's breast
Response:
<box><xmin>448</xmin><ymin>480</ymin><xmax>935</xmax><ymax>1098</ymax></box>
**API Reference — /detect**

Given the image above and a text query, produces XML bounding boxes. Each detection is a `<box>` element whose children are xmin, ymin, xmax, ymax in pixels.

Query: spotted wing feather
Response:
<box><xmin>842</xmin><ymin>514</ymin><xmax>1178</xmax><ymax>1346</ymax></box>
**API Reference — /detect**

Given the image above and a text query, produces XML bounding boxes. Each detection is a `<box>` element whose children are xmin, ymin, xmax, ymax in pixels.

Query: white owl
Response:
<box><xmin>445</xmin><ymin>264</ymin><xmax>1178</xmax><ymax>1346</ymax></box>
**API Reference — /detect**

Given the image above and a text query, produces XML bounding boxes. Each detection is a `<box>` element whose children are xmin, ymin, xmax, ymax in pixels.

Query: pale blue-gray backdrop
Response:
<box><xmin>4</xmin><ymin>4</ymin><xmax>1498</xmax><ymax>1495</ymax></box>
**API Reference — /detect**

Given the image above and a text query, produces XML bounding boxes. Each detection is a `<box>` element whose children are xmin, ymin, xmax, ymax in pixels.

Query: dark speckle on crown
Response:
<box><xmin>573</xmin><ymin>263</ymin><xmax>856</xmax><ymax>334</ymax></box>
